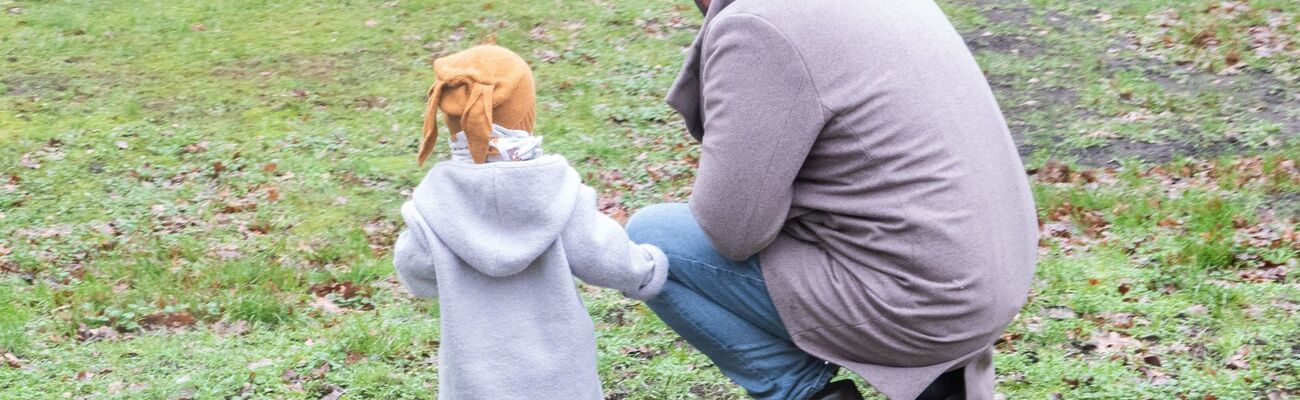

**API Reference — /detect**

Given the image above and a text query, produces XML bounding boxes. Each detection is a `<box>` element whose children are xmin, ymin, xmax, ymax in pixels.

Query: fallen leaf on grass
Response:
<box><xmin>311</xmin><ymin>362</ymin><xmax>331</xmax><ymax>379</ymax></box>
<box><xmin>527</xmin><ymin>25</ymin><xmax>551</xmax><ymax>42</ymax></box>
<box><xmin>1093</xmin><ymin>331</ymin><xmax>1142</xmax><ymax>354</ymax></box>
<box><xmin>309</xmin><ymin>281</ymin><xmax>369</xmax><ymax>300</ymax></box>
<box><xmin>221</xmin><ymin>197</ymin><xmax>257</xmax><ymax>213</ymax></box>
<box><xmin>1061</xmin><ymin>376</ymin><xmax>1091</xmax><ymax>389</ymax></box>
<box><xmin>362</xmin><ymin>220</ymin><xmax>397</xmax><ymax>254</ymax></box>
<box><xmin>3</xmin><ymin>353</ymin><xmax>24</xmax><ymax>368</ymax></box>
<box><xmin>1091</xmin><ymin>312</ymin><xmax>1136</xmax><ymax>329</ymax></box>
<box><xmin>1042</xmin><ymin>306</ymin><xmax>1076</xmax><ymax>319</ymax></box>
<box><xmin>1224</xmin><ymin>346</ymin><xmax>1249</xmax><ymax>369</ymax></box>
<box><xmin>246</xmin><ymin>358</ymin><xmax>274</xmax><ymax>371</ymax></box>
<box><xmin>1140</xmin><ymin>366</ymin><xmax>1172</xmax><ymax>385</ymax></box>
<box><xmin>183</xmin><ymin>141</ymin><xmax>209</xmax><ymax>154</ymax></box>
<box><xmin>620</xmin><ymin>345</ymin><xmax>658</xmax><ymax>359</ymax></box>
<box><xmin>19</xmin><ymin>154</ymin><xmax>40</xmax><ymax>169</ymax></box>
<box><xmin>76</xmin><ymin>324</ymin><xmax>120</xmax><ymax>342</ymax></box>
<box><xmin>533</xmin><ymin>49</ymin><xmax>561</xmax><ymax>63</ymax></box>
<box><xmin>1237</xmin><ymin>262</ymin><xmax>1289</xmax><ymax>283</ymax></box>
<box><xmin>282</xmin><ymin>369</ymin><xmax>306</xmax><ymax>392</ymax></box>
<box><xmin>994</xmin><ymin>332</ymin><xmax>1023</xmax><ymax>350</ymax></box>
<box><xmin>311</xmin><ymin>296</ymin><xmax>344</xmax><ymax>314</ymax></box>
<box><xmin>210</xmin><ymin>243</ymin><xmax>243</xmax><ymax>260</ymax></box>
<box><xmin>345</xmin><ymin>351</ymin><xmax>365</xmax><ymax>365</ymax></box>
<box><xmin>597</xmin><ymin>193</ymin><xmax>629</xmax><ymax>224</ymax></box>
<box><xmin>1181</xmin><ymin>304</ymin><xmax>1210</xmax><ymax>316</ymax></box>
<box><xmin>320</xmin><ymin>386</ymin><xmax>344</xmax><ymax>400</ymax></box>
<box><xmin>212</xmin><ymin>320</ymin><xmax>249</xmax><ymax>337</ymax></box>
<box><xmin>140</xmin><ymin>311</ymin><xmax>197</xmax><ymax>329</ymax></box>
<box><xmin>1036</xmin><ymin>160</ymin><xmax>1072</xmax><ymax>183</ymax></box>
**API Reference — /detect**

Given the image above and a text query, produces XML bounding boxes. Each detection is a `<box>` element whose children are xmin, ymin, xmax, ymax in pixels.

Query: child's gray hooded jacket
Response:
<box><xmin>393</xmin><ymin>154</ymin><xmax>668</xmax><ymax>400</ymax></box>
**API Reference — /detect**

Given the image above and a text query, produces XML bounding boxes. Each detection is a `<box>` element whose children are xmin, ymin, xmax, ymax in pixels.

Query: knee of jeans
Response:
<box><xmin>625</xmin><ymin>202</ymin><xmax>691</xmax><ymax>246</ymax></box>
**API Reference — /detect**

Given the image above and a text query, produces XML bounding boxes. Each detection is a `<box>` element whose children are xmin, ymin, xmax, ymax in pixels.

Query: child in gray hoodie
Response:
<box><xmin>392</xmin><ymin>45</ymin><xmax>669</xmax><ymax>400</ymax></box>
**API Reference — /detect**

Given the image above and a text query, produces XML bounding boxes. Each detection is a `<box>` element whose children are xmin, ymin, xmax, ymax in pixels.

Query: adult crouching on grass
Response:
<box><xmin>624</xmin><ymin>0</ymin><xmax>1039</xmax><ymax>399</ymax></box>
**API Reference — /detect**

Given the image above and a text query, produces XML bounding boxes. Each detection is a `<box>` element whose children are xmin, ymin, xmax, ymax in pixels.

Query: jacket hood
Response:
<box><xmin>405</xmin><ymin>155</ymin><xmax>579</xmax><ymax>277</ymax></box>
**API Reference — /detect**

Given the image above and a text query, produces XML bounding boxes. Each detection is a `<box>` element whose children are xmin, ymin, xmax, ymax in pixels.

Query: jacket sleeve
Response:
<box><xmin>689</xmin><ymin>13</ymin><xmax>828</xmax><ymax>262</ymax></box>
<box><xmin>393</xmin><ymin>201</ymin><xmax>439</xmax><ymax>299</ymax></box>
<box><xmin>563</xmin><ymin>186</ymin><xmax>669</xmax><ymax>301</ymax></box>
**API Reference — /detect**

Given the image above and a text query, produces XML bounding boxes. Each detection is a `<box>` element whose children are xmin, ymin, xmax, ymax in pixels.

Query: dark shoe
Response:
<box><xmin>809</xmin><ymin>380</ymin><xmax>864</xmax><ymax>400</ymax></box>
<box><xmin>915</xmin><ymin>368</ymin><xmax>965</xmax><ymax>400</ymax></box>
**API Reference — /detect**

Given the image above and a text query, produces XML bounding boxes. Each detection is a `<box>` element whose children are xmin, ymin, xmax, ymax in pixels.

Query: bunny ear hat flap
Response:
<box><xmin>419</xmin><ymin>45</ymin><xmax>536</xmax><ymax>166</ymax></box>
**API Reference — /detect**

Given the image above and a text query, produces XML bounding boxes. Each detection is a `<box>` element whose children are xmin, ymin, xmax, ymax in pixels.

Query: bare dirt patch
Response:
<box><xmin>962</xmin><ymin>0</ymin><xmax>1298</xmax><ymax>165</ymax></box>
<box><xmin>965</xmin><ymin>33</ymin><xmax>1046</xmax><ymax>57</ymax></box>
<box><xmin>2</xmin><ymin>75</ymin><xmax>69</xmax><ymax>96</ymax></box>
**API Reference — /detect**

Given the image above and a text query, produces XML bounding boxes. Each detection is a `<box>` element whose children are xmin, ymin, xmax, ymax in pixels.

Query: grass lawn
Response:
<box><xmin>1</xmin><ymin>0</ymin><xmax>1297</xmax><ymax>398</ymax></box>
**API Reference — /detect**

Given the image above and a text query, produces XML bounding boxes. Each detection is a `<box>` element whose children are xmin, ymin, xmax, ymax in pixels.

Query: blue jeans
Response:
<box><xmin>626</xmin><ymin>203</ymin><xmax>838</xmax><ymax>400</ymax></box>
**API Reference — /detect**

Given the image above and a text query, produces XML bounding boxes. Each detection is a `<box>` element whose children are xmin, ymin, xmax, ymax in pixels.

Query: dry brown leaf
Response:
<box><xmin>1037</xmin><ymin>160</ymin><xmax>1072</xmax><ymax>183</ymax></box>
<box><xmin>310</xmin><ymin>281</ymin><xmax>370</xmax><ymax>300</ymax></box>
<box><xmin>140</xmin><ymin>311</ymin><xmax>197</xmax><ymax>329</ymax></box>
<box><xmin>1093</xmin><ymin>331</ymin><xmax>1142</xmax><ymax>354</ymax></box>
<box><xmin>345</xmin><ymin>351</ymin><xmax>365</xmax><ymax>365</ymax></box>
<box><xmin>1182</xmin><ymin>304</ymin><xmax>1210</xmax><ymax>316</ymax></box>
<box><xmin>311</xmin><ymin>296</ymin><xmax>344</xmax><ymax>314</ymax></box>
<box><xmin>246</xmin><ymin>358</ymin><xmax>274</xmax><ymax>371</ymax></box>
<box><xmin>311</xmin><ymin>361</ymin><xmax>331</xmax><ymax>379</ymax></box>
<box><xmin>76</xmin><ymin>324</ymin><xmax>120</xmax><ymax>342</ymax></box>
<box><xmin>320</xmin><ymin>388</ymin><xmax>344</xmax><ymax>400</ymax></box>
<box><xmin>1224</xmin><ymin>346</ymin><xmax>1249</xmax><ymax>369</ymax></box>
<box><xmin>212</xmin><ymin>320</ymin><xmax>249</xmax><ymax>337</ymax></box>
<box><xmin>3</xmin><ymin>353</ymin><xmax>24</xmax><ymax>368</ymax></box>
<box><xmin>1043</xmin><ymin>306</ymin><xmax>1076</xmax><ymax>319</ymax></box>
<box><xmin>1140</xmin><ymin>366</ymin><xmax>1172</xmax><ymax>385</ymax></box>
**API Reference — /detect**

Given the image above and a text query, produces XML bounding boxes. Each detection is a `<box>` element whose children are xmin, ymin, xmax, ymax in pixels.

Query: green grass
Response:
<box><xmin>1</xmin><ymin>0</ymin><xmax>1297</xmax><ymax>399</ymax></box>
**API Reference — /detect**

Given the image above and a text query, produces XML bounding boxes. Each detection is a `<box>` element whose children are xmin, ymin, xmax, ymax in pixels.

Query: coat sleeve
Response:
<box><xmin>563</xmin><ymin>186</ymin><xmax>669</xmax><ymax>301</ymax></box>
<box><xmin>393</xmin><ymin>201</ymin><xmax>439</xmax><ymax>299</ymax></box>
<box><xmin>689</xmin><ymin>13</ymin><xmax>828</xmax><ymax>262</ymax></box>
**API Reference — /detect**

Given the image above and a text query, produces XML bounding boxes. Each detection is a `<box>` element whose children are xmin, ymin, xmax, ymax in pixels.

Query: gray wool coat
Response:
<box><xmin>667</xmin><ymin>0</ymin><xmax>1039</xmax><ymax>398</ymax></box>
<box><xmin>393</xmin><ymin>155</ymin><xmax>669</xmax><ymax>400</ymax></box>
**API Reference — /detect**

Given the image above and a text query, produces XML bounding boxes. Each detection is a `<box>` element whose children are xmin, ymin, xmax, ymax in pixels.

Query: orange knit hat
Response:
<box><xmin>420</xmin><ymin>45</ymin><xmax>536</xmax><ymax>165</ymax></box>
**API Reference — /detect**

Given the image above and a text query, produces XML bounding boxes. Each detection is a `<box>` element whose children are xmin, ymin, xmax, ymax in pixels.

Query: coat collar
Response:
<box><xmin>665</xmin><ymin>0</ymin><xmax>738</xmax><ymax>142</ymax></box>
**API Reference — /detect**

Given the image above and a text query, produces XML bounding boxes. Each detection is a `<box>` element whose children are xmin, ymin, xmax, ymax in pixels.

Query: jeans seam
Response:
<box><xmin>651</xmin><ymin>283</ymin><xmax>778</xmax><ymax>384</ymax></box>
<box><xmin>667</xmin><ymin>253</ymin><xmax>766</xmax><ymax>284</ymax></box>
<box><xmin>793</xmin><ymin>363</ymin><xmax>839</xmax><ymax>400</ymax></box>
